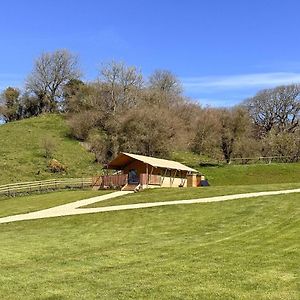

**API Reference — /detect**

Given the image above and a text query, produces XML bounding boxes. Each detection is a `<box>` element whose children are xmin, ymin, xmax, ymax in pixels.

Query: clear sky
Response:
<box><xmin>1</xmin><ymin>0</ymin><xmax>300</xmax><ymax>106</ymax></box>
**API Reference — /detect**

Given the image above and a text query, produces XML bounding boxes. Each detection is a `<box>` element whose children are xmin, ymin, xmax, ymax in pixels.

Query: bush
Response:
<box><xmin>48</xmin><ymin>159</ymin><xmax>67</xmax><ymax>173</ymax></box>
<box><xmin>41</xmin><ymin>136</ymin><xmax>57</xmax><ymax>158</ymax></box>
<box><xmin>262</xmin><ymin>130</ymin><xmax>300</xmax><ymax>161</ymax></box>
<box><xmin>87</xmin><ymin>131</ymin><xmax>107</xmax><ymax>163</ymax></box>
<box><xmin>68</xmin><ymin>111</ymin><xmax>99</xmax><ymax>140</ymax></box>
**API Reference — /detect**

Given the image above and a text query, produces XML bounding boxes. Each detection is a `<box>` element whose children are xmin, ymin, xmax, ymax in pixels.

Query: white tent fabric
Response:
<box><xmin>121</xmin><ymin>152</ymin><xmax>198</xmax><ymax>173</ymax></box>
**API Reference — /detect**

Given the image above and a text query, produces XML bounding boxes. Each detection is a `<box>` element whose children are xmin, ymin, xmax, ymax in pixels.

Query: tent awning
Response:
<box><xmin>107</xmin><ymin>152</ymin><xmax>199</xmax><ymax>173</ymax></box>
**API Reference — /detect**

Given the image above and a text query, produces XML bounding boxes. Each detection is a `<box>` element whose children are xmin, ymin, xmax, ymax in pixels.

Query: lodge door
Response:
<box><xmin>128</xmin><ymin>169</ymin><xmax>139</xmax><ymax>184</ymax></box>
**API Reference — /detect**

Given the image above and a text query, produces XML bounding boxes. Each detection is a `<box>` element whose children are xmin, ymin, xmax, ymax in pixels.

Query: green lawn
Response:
<box><xmin>85</xmin><ymin>183</ymin><xmax>300</xmax><ymax>208</ymax></box>
<box><xmin>201</xmin><ymin>163</ymin><xmax>300</xmax><ymax>186</ymax></box>
<box><xmin>0</xmin><ymin>114</ymin><xmax>101</xmax><ymax>185</ymax></box>
<box><xmin>0</xmin><ymin>193</ymin><xmax>299</xmax><ymax>299</ymax></box>
<box><xmin>0</xmin><ymin>190</ymin><xmax>110</xmax><ymax>218</ymax></box>
<box><xmin>172</xmin><ymin>151</ymin><xmax>300</xmax><ymax>186</ymax></box>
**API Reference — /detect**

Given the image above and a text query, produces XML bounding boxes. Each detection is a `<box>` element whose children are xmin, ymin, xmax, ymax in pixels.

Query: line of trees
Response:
<box><xmin>1</xmin><ymin>49</ymin><xmax>299</xmax><ymax>163</ymax></box>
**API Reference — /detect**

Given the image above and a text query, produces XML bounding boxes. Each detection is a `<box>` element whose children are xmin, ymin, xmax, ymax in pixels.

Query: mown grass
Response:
<box><xmin>172</xmin><ymin>151</ymin><xmax>300</xmax><ymax>186</ymax></box>
<box><xmin>0</xmin><ymin>193</ymin><xmax>299</xmax><ymax>299</ymax></box>
<box><xmin>0</xmin><ymin>114</ymin><xmax>101</xmax><ymax>185</ymax></box>
<box><xmin>201</xmin><ymin>163</ymin><xmax>300</xmax><ymax>186</ymax></box>
<box><xmin>0</xmin><ymin>190</ymin><xmax>110</xmax><ymax>218</ymax></box>
<box><xmin>85</xmin><ymin>182</ymin><xmax>300</xmax><ymax>208</ymax></box>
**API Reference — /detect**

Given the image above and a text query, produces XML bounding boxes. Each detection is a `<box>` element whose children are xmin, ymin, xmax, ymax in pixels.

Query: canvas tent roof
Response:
<box><xmin>107</xmin><ymin>152</ymin><xmax>199</xmax><ymax>173</ymax></box>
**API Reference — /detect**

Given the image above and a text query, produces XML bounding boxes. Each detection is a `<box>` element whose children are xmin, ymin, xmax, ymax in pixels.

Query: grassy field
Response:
<box><xmin>201</xmin><ymin>163</ymin><xmax>300</xmax><ymax>186</ymax></box>
<box><xmin>0</xmin><ymin>190</ymin><xmax>110</xmax><ymax>218</ymax></box>
<box><xmin>85</xmin><ymin>182</ymin><xmax>300</xmax><ymax>208</ymax></box>
<box><xmin>0</xmin><ymin>192</ymin><xmax>299</xmax><ymax>299</ymax></box>
<box><xmin>1</xmin><ymin>114</ymin><xmax>299</xmax><ymax>299</ymax></box>
<box><xmin>172</xmin><ymin>151</ymin><xmax>300</xmax><ymax>186</ymax></box>
<box><xmin>0</xmin><ymin>114</ymin><xmax>100</xmax><ymax>185</ymax></box>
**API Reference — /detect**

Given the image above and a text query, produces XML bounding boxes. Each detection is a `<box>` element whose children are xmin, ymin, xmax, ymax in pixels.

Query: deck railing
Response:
<box><xmin>140</xmin><ymin>174</ymin><xmax>161</xmax><ymax>185</ymax></box>
<box><xmin>97</xmin><ymin>174</ymin><xmax>128</xmax><ymax>187</ymax></box>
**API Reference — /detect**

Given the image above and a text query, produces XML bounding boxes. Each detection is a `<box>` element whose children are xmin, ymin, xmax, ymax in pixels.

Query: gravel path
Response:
<box><xmin>1</xmin><ymin>188</ymin><xmax>300</xmax><ymax>224</ymax></box>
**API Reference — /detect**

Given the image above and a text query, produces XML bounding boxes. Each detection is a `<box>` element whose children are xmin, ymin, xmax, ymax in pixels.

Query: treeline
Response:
<box><xmin>1</xmin><ymin>49</ymin><xmax>299</xmax><ymax>163</ymax></box>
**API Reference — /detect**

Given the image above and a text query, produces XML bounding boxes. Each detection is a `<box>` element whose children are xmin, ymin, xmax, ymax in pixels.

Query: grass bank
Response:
<box><xmin>0</xmin><ymin>114</ymin><xmax>100</xmax><ymax>185</ymax></box>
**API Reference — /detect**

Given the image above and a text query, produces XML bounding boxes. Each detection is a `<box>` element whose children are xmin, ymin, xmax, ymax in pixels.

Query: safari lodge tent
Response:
<box><xmin>98</xmin><ymin>152</ymin><xmax>200</xmax><ymax>190</ymax></box>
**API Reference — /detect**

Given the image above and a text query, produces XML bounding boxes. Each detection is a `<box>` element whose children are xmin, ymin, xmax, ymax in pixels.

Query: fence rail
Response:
<box><xmin>229</xmin><ymin>155</ymin><xmax>300</xmax><ymax>164</ymax></box>
<box><xmin>0</xmin><ymin>178</ymin><xmax>93</xmax><ymax>197</ymax></box>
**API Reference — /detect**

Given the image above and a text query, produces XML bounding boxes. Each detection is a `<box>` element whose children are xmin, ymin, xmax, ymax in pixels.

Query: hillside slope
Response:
<box><xmin>0</xmin><ymin>115</ymin><xmax>299</xmax><ymax>186</ymax></box>
<box><xmin>0</xmin><ymin>114</ymin><xmax>100</xmax><ymax>185</ymax></box>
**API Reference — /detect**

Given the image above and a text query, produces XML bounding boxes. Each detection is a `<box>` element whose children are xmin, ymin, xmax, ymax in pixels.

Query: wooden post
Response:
<box><xmin>149</xmin><ymin>166</ymin><xmax>154</xmax><ymax>185</ymax></box>
<box><xmin>171</xmin><ymin>170</ymin><xmax>177</xmax><ymax>187</ymax></box>
<box><xmin>146</xmin><ymin>164</ymin><xmax>149</xmax><ymax>188</ymax></box>
<box><xmin>161</xmin><ymin>169</ymin><xmax>168</xmax><ymax>186</ymax></box>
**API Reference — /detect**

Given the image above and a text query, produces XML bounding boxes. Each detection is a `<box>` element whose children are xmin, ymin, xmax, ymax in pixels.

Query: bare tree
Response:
<box><xmin>118</xmin><ymin>105</ymin><xmax>183</xmax><ymax>158</ymax></box>
<box><xmin>245</xmin><ymin>84</ymin><xmax>300</xmax><ymax>136</ymax></box>
<box><xmin>26</xmin><ymin>49</ymin><xmax>81</xmax><ymax>112</ymax></box>
<box><xmin>149</xmin><ymin>69</ymin><xmax>182</xmax><ymax>95</ymax></box>
<box><xmin>192</xmin><ymin>108</ymin><xmax>221</xmax><ymax>158</ymax></box>
<box><xmin>99</xmin><ymin>61</ymin><xmax>143</xmax><ymax>113</ymax></box>
<box><xmin>219</xmin><ymin>108</ymin><xmax>253</xmax><ymax>163</ymax></box>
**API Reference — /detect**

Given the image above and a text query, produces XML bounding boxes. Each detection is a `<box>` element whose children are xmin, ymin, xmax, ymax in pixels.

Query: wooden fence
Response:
<box><xmin>229</xmin><ymin>155</ymin><xmax>300</xmax><ymax>164</ymax></box>
<box><xmin>0</xmin><ymin>178</ymin><xmax>93</xmax><ymax>197</ymax></box>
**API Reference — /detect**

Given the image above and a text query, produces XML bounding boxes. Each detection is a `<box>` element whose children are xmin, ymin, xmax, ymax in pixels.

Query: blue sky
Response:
<box><xmin>1</xmin><ymin>0</ymin><xmax>300</xmax><ymax>106</ymax></box>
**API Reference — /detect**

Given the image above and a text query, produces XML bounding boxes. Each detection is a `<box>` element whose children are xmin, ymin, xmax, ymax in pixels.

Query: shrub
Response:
<box><xmin>41</xmin><ymin>136</ymin><xmax>57</xmax><ymax>158</ymax></box>
<box><xmin>48</xmin><ymin>159</ymin><xmax>67</xmax><ymax>173</ymax></box>
<box><xmin>87</xmin><ymin>131</ymin><xmax>107</xmax><ymax>163</ymax></box>
<box><xmin>67</xmin><ymin>111</ymin><xmax>99</xmax><ymax>140</ymax></box>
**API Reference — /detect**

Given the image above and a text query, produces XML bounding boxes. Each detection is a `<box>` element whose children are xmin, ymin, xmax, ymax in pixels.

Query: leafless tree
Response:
<box><xmin>219</xmin><ymin>108</ymin><xmax>254</xmax><ymax>163</ymax></box>
<box><xmin>245</xmin><ymin>84</ymin><xmax>300</xmax><ymax>136</ymax></box>
<box><xmin>99</xmin><ymin>61</ymin><xmax>143</xmax><ymax>113</ymax></box>
<box><xmin>149</xmin><ymin>69</ymin><xmax>182</xmax><ymax>95</ymax></box>
<box><xmin>26</xmin><ymin>49</ymin><xmax>81</xmax><ymax>112</ymax></box>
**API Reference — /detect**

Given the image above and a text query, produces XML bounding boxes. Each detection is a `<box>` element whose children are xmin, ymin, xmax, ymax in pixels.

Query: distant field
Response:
<box><xmin>0</xmin><ymin>114</ymin><xmax>101</xmax><ymax>185</ymax></box>
<box><xmin>0</xmin><ymin>192</ymin><xmax>299</xmax><ymax>299</ymax></box>
<box><xmin>172</xmin><ymin>151</ymin><xmax>300</xmax><ymax>186</ymax></box>
<box><xmin>201</xmin><ymin>163</ymin><xmax>300</xmax><ymax>185</ymax></box>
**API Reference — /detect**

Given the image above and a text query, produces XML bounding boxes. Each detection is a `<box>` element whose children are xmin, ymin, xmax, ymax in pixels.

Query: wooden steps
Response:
<box><xmin>121</xmin><ymin>184</ymin><xmax>140</xmax><ymax>192</ymax></box>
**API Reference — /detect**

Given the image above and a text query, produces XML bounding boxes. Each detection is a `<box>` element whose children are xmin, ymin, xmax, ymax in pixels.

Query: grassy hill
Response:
<box><xmin>0</xmin><ymin>114</ymin><xmax>299</xmax><ymax>186</ymax></box>
<box><xmin>0</xmin><ymin>114</ymin><xmax>100</xmax><ymax>185</ymax></box>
